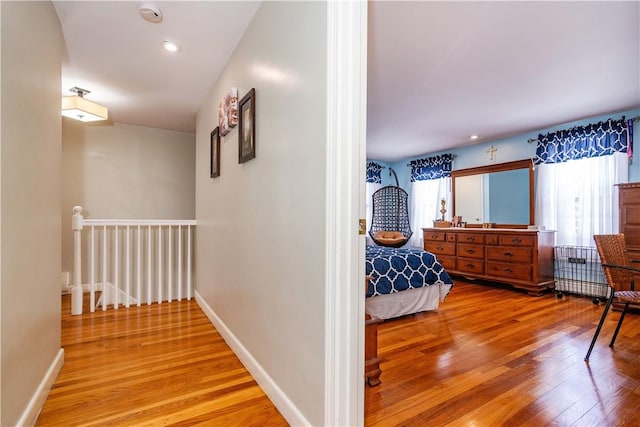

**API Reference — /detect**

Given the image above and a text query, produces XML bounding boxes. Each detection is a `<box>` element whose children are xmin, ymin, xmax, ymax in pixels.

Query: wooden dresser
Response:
<box><xmin>618</xmin><ymin>183</ymin><xmax>640</xmax><ymax>262</ymax></box>
<box><xmin>423</xmin><ymin>228</ymin><xmax>555</xmax><ymax>295</ymax></box>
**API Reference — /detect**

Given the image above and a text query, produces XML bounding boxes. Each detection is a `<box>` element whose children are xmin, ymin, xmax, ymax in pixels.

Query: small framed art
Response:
<box><xmin>238</xmin><ymin>88</ymin><xmax>256</xmax><ymax>163</ymax></box>
<box><xmin>218</xmin><ymin>87</ymin><xmax>238</xmax><ymax>136</ymax></box>
<box><xmin>210</xmin><ymin>127</ymin><xmax>220</xmax><ymax>178</ymax></box>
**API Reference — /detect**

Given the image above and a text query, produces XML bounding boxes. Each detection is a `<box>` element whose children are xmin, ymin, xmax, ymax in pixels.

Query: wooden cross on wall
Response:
<box><xmin>487</xmin><ymin>145</ymin><xmax>497</xmax><ymax>160</ymax></box>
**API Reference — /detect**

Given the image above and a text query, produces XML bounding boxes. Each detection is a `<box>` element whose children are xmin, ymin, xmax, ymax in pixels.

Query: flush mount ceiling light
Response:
<box><xmin>470</xmin><ymin>134</ymin><xmax>479</xmax><ymax>140</ymax></box>
<box><xmin>61</xmin><ymin>87</ymin><xmax>108</xmax><ymax>122</ymax></box>
<box><xmin>139</xmin><ymin>3</ymin><xmax>163</xmax><ymax>23</ymax></box>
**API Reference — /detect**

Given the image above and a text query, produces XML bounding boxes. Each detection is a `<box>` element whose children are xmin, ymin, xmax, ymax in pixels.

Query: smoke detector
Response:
<box><xmin>139</xmin><ymin>3</ymin><xmax>162</xmax><ymax>23</ymax></box>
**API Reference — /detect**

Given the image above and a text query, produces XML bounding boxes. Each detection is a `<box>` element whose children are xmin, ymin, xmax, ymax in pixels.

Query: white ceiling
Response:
<box><xmin>54</xmin><ymin>1</ymin><xmax>640</xmax><ymax>162</ymax></box>
<box><xmin>53</xmin><ymin>1</ymin><xmax>261</xmax><ymax>133</ymax></box>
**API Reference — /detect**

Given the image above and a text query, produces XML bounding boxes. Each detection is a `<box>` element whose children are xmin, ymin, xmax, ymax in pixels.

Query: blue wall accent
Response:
<box><xmin>367</xmin><ymin>108</ymin><xmax>640</xmax><ymax>192</ymax></box>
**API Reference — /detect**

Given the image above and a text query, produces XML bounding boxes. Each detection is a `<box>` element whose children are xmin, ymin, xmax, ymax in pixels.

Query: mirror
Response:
<box><xmin>451</xmin><ymin>159</ymin><xmax>534</xmax><ymax>228</ymax></box>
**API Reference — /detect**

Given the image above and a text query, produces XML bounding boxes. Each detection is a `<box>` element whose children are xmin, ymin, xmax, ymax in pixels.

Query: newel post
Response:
<box><xmin>71</xmin><ymin>206</ymin><xmax>84</xmax><ymax>315</ymax></box>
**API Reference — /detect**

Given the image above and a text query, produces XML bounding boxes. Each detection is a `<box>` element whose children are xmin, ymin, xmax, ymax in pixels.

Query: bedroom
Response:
<box><xmin>363</xmin><ymin>1</ymin><xmax>640</xmax><ymax>425</ymax></box>
<box><xmin>364</xmin><ymin>2</ymin><xmax>640</xmax><ymax>299</ymax></box>
<box><xmin>2</xmin><ymin>1</ymin><xmax>639</xmax><ymax>426</ymax></box>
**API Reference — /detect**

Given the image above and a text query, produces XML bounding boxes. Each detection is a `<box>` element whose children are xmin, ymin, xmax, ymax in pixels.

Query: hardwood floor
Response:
<box><xmin>366</xmin><ymin>280</ymin><xmax>640</xmax><ymax>426</ymax></box>
<box><xmin>36</xmin><ymin>294</ymin><xmax>288</xmax><ymax>426</ymax></box>
<box><xmin>38</xmin><ymin>281</ymin><xmax>640</xmax><ymax>426</ymax></box>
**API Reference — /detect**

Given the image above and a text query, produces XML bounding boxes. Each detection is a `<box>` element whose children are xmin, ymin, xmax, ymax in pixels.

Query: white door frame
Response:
<box><xmin>325</xmin><ymin>1</ymin><xmax>367</xmax><ymax>425</ymax></box>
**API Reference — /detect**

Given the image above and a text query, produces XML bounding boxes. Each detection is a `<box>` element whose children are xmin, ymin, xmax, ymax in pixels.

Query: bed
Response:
<box><xmin>365</xmin><ymin>245</ymin><xmax>453</xmax><ymax>320</ymax></box>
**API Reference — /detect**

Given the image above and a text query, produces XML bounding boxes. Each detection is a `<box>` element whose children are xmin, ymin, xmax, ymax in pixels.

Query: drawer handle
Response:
<box><xmin>504</xmin><ymin>251</ymin><xmax>514</xmax><ymax>257</ymax></box>
<box><xmin>503</xmin><ymin>267</ymin><xmax>513</xmax><ymax>273</ymax></box>
<box><xmin>466</xmin><ymin>263</ymin><xmax>475</xmax><ymax>268</ymax></box>
<box><xmin>511</xmin><ymin>238</ymin><xmax>522</xmax><ymax>244</ymax></box>
<box><xmin>466</xmin><ymin>237</ymin><xmax>475</xmax><ymax>241</ymax></box>
<box><xmin>436</xmin><ymin>246</ymin><xmax>444</xmax><ymax>251</ymax></box>
<box><xmin>466</xmin><ymin>249</ymin><xmax>476</xmax><ymax>254</ymax></box>
<box><xmin>431</xmin><ymin>234</ymin><xmax>438</xmax><ymax>239</ymax></box>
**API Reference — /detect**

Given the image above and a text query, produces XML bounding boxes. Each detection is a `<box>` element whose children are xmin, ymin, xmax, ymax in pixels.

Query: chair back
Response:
<box><xmin>593</xmin><ymin>234</ymin><xmax>634</xmax><ymax>292</ymax></box>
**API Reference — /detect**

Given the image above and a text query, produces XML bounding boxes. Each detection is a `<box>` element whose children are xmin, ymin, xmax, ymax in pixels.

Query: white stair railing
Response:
<box><xmin>70</xmin><ymin>206</ymin><xmax>196</xmax><ymax>315</ymax></box>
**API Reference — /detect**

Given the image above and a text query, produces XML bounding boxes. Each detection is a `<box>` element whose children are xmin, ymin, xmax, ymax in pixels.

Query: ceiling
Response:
<box><xmin>54</xmin><ymin>1</ymin><xmax>640</xmax><ymax>162</ymax></box>
<box><xmin>53</xmin><ymin>1</ymin><xmax>261</xmax><ymax>133</ymax></box>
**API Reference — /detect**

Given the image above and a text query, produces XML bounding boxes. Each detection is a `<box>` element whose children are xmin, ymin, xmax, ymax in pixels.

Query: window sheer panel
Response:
<box><xmin>409</xmin><ymin>178</ymin><xmax>451</xmax><ymax>247</ymax></box>
<box><xmin>535</xmin><ymin>152</ymin><xmax>627</xmax><ymax>247</ymax></box>
<box><xmin>365</xmin><ymin>182</ymin><xmax>382</xmax><ymax>243</ymax></box>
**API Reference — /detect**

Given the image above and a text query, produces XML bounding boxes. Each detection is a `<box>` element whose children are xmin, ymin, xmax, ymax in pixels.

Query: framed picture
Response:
<box><xmin>218</xmin><ymin>87</ymin><xmax>238</xmax><ymax>136</ymax></box>
<box><xmin>210</xmin><ymin>127</ymin><xmax>220</xmax><ymax>178</ymax></box>
<box><xmin>238</xmin><ymin>88</ymin><xmax>256</xmax><ymax>163</ymax></box>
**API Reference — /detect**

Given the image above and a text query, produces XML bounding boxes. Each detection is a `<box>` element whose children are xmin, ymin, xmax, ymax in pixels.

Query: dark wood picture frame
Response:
<box><xmin>210</xmin><ymin>127</ymin><xmax>220</xmax><ymax>178</ymax></box>
<box><xmin>238</xmin><ymin>88</ymin><xmax>256</xmax><ymax>163</ymax></box>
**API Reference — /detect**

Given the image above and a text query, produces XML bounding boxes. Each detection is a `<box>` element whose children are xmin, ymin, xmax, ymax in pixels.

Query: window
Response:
<box><xmin>409</xmin><ymin>178</ymin><xmax>451</xmax><ymax>247</ymax></box>
<box><xmin>407</xmin><ymin>154</ymin><xmax>453</xmax><ymax>247</ymax></box>
<box><xmin>534</xmin><ymin>118</ymin><xmax>632</xmax><ymax>247</ymax></box>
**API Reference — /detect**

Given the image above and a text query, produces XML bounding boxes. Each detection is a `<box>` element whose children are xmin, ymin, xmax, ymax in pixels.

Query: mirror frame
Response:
<box><xmin>451</xmin><ymin>159</ymin><xmax>534</xmax><ymax>228</ymax></box>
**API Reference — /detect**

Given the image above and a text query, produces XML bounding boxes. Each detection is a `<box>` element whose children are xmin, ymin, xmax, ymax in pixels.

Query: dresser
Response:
<box><xmin>423</xmin><ymin>228</ymin><xmax>555</xmax><ymax>295</ymax></box>
<box><xmin>616</xmin><ymin>183</ymin><xmax>640</xmax><ymax>312</ymax></box>
<box><xmin>618</xmin><ymin>183</ymin><xmax>640</xmax><ymax>262</ymax></box>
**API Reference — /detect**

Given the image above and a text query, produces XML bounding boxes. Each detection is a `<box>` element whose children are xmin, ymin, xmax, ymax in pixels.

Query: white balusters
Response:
<box><xmin>70</xmin><ymin>207</ymin><xmax>196</xmax><ymax>315</ymax></box>
<box><xmin>71</xmin><ymin>206</ymin><xmax>84</xmax><ymax>315</ymax></box>
<box><xmin>125</xmin><ymin>225</ymin><xmax>131</xmax><ymax>308</ymax></box>
<box><xmin>168</xmin><ymin>225</ymin><xmax>172</xmax><ymax>302</ymax></box>
<box><xmin>90</xmin><ymin>226</ymin><xmax>95</xmax><ymax>313</ymax></box>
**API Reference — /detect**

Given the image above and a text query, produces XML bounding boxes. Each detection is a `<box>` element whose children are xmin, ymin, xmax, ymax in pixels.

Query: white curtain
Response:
<box><xmin>535</xmin><ymin>152</ymin><xmax>628</xmax><ymax>247</ymax></box>
<box><xmin>365</xmin><ymin>182</ymin><xmax>382</xmax><ymax>243</ymax></box>
<box><xmin>408</xmin><ymin>177</ymin><xmax>451</xmax><ymax>248</ymax></box>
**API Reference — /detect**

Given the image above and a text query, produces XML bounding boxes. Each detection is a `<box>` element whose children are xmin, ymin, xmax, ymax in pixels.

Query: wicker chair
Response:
<box><xmin>586</xmin><ymin>234</ymin><xmax>640</xmax><ymax>361</ymax></box>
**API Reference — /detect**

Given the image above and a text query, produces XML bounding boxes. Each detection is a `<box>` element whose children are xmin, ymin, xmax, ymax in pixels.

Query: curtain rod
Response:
<box><xmin>526</xmin><ymin>116</ymin><xmax>640</xmax><ymax>144</ymax></box>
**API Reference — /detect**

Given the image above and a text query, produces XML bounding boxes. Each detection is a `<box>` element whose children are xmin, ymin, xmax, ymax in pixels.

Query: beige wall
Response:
<box><xmin>1</xmin><ymin>1</ymin><xmax>64</xmax><ymax>425</ymax></box>
<box><xmin>61</xmin><ymin>120</ymin><xmax>195</xmax><ymax>274</ymax></box>
<box><xmin>195</xmin><ymin>2</ymin><xmax>327</xmax><ymax>425</ymax></box>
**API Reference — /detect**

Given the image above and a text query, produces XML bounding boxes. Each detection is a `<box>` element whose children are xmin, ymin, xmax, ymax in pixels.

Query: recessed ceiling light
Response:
<box><xmin>470</xmin><ymin>134</ymin><xmax>479</xmax><ymax>140</ymax></box>
<box><xmin>162</xmin><ymin>41</ymin><xmax>180</xmax><ymax>53</ymax></box>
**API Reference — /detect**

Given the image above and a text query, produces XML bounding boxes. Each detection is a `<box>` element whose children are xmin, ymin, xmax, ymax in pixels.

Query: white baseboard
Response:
<box><xmin>62</xmin><ymin>283</ymin><xmax>138</xmax><ymax>305</ymax></box>
<box><xmin>194</xmin><ymin>291</ymin><xmax>310</xmax><ymax>426</ymax></box>
<box><xmin>17</xmin><ymin>348</ymin><xmax>64</xmax><ymax>427</ymax></box>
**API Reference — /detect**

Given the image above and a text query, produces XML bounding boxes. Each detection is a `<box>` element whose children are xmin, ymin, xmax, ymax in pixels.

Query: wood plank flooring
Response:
<box><xmin>37</xmin><ymin>280</ymin><xmax>640</xmax><ymax>426</ymax></box>
<box><xmin>36</xmin><ymin>294</ymin><xmax>288</xmax><ymax>426</ymax></box>
<box><xmin>366</xmin><ymin>280</ymin><xmax>640</xmax><ymax>426</ymax></box>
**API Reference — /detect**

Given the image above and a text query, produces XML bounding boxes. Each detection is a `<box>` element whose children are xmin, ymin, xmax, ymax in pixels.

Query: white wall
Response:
<box><xmin>195</xmin><ymin>2</ymin><xmax>328</xmax><ymax>425</ymax></box>
<box><xmin>1</xmin><ymin>2</ymin><xmax>64</xmax><ymax>425</ymax></box>
<box><xmin>61</xmin><ymin>119</ymin><xmax>195</xmax><ymax>274</ymax></box>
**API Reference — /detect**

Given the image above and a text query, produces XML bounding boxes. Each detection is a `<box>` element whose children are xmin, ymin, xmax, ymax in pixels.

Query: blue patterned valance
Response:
<box><xmin>534</xmin><ymin>118</ymin><xmax>630</xmax><ymax>165</ymax></box>
<box><xmin>408</xmin><ymin>154</ymin><xmax>453</xmax><ymax>182</ymax></box>
<box><xmin>366</xmin><ymin>161</ymin><xmax>383</xmax><ymax>183</ymax></box>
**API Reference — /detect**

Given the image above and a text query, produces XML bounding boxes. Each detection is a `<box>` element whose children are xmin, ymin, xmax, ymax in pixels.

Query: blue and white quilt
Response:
<box><xmin>366</xmin><ymin>245</ymin><xmax>453</xmax><ymax>298</ymax></box>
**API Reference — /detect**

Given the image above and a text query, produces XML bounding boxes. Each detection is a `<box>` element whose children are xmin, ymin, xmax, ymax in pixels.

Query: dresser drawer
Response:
<box><xmin>457</xmin><ymin>243</ymin><xmax>484</xmax><ymax>259</ymax></box>
<box><xmin>498</xmin><ymin>234</ymin><xmax>535</xmax><ymax>247</ymax></box>
<box><xmin>425</xmin><ymin>241</ymin><xmax>456</xmax><ymax>256</ymax></box>
<box><xmin>486</xmin><ymin>234</ymin><xmax>499</xmax><ymax>245</ymax></box>
<box><xmin>486</xmin><ymin>261</ymin><xmax>532</xmax><ymax>281</ymax></box>
<box><xmin>423</xmin><ymin>231</ymin><xmax>447</xmax><ymax>242</ymax></box>
<box><xmin>436</xmin><ymin>255</ymin><xmax>456</xmax><ymax>271</ymax></box>
<box><xmin>486</xmin><ymin>246</ymin><xmax>532</xmax><ymax>263</ymax></box>
<box><xmin>457</xmin><ymin>258</ymin><xmax>484</xmax><ymax>274</ymax></box>
<box><xmin>621</xmin><ymin>187</ymin><xmax>640</xmax><ymax>205</ymax></box>
<box><xmin>457</xmin><ymin>233</ymin><xmax>484</xmax><ymax>244</ymax></box>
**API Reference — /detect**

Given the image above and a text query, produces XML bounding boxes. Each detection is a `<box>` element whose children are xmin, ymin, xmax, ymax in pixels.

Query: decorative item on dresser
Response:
<box><xmin>423</xmin><ymin>228</ymin><xmax>555</xmax><ymax>296</ymax></box>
